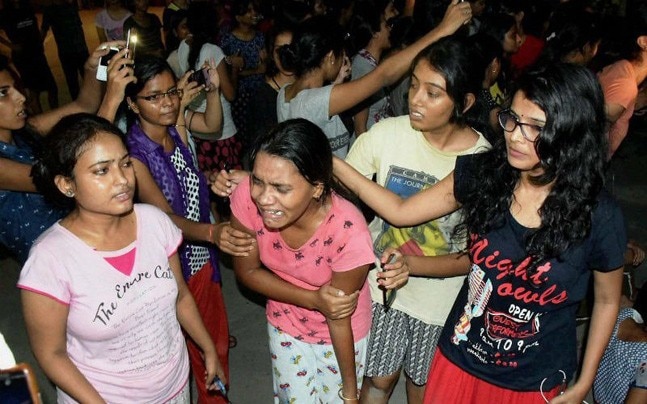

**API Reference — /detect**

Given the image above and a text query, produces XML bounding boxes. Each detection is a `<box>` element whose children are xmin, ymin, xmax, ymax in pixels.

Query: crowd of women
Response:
<box><xmin>1</xmin><ymin>0</ymin><xmax>647</xmax><ymax>403</ymax></box>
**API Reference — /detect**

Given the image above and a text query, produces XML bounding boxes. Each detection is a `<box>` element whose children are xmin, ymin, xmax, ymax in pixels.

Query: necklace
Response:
<box><xmin>271</xmin><ymin>76</ymin><xmax>281</xmax><ymax>91</ymax></box>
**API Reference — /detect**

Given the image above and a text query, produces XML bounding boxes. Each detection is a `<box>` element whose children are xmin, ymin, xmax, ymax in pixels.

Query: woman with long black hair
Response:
<box><xmin>333</xmin><ymin>63</ymin><xmax>626</xmax><ymax>403</ymax></box>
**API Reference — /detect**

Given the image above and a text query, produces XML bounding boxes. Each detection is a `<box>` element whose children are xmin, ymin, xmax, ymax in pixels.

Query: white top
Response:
<box><xmin>346</xmin><ymin>115</ymin><xmax>491</xmax><ymax>325</ymax></box>
<box><xmin>177</xmin><ymin>40</ymin><xmax>236</xmax><ymax>140</ymax></box>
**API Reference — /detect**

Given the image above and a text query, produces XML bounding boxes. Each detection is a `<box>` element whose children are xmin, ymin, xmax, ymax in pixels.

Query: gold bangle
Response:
<box><xmin>174</xmin><ymin>123</ymin><xmax>186</xmax><ymax>127</ymax></box>
<box><xmin>338</xmin><ymin>388</ymin><xmax>359</xmax><ymax>401</ymax></box>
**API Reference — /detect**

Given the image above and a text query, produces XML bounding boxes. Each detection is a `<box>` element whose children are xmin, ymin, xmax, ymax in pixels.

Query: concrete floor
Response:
<box><xmin>1</xmin><ymin>6</ymin><xmax>647</xmax><ymax>404</ymax></box>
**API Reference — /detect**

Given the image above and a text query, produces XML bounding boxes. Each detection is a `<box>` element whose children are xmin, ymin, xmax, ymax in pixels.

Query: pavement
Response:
<box><xmin>1</xmin><ymin>6</ymin><xmax>646</xmax><ymax>404</ymax></box>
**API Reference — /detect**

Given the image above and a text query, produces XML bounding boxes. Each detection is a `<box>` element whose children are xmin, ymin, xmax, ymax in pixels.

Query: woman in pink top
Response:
<box><xmin>19</xmin><ymin>114</ymin><xmax>225</xmax><ymax>403</ymax></box>
<box><xmin>228</xmin><ymin>119</ymin><xmax>377</xmax><ymax>403</ymax></box>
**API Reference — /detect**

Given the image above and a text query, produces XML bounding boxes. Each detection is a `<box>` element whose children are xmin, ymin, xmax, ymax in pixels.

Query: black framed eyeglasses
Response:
<box><xmin>136</xmin><ymin>88</ymin><xmax>183</xmax><ymax>103</ymax></box>
<box><xmin>497</xmin><ymin>109</ymin><xmax>543</xmax><ymax>143</ymax></box>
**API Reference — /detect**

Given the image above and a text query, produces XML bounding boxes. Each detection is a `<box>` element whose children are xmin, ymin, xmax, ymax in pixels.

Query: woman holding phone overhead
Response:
<box><xmin>333</xmin><ymin>63</ymin><xmax>626</xmax><ymax>403</ymax></box>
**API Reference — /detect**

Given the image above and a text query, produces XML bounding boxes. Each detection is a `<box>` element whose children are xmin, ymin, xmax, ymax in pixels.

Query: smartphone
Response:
<box><xmin>0</xmin><ymin>363</ymin><xmax>40</xmax><ymax>404</ymax></box>
<box><xmin>382</xmin><ymin>253</ymin><xmax>397</xmax><ymax>311</ymax></box>
<box><xmin>96</xmin><ymin>46</ymin><xmax>120</xmax><ymax>81</ymax></box>
<box><xmin>190</xmin><ymin>67</ymin><xmax>210</xmax><ymax>88</ymax></box>
<box><xmin>125</xmin><ymin>28</ymin><xmax>137</xmax><ymax>61</ymax></box>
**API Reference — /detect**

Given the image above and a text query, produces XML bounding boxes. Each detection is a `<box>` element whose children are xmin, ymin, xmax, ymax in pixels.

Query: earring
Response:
<box><xmin>65</xmin><ymin>190</ymin><xmax>74</xmax><ymax>197</ymax></box>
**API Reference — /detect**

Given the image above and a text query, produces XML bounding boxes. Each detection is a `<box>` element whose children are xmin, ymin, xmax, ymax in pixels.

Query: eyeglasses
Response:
<box><xmin>136</xmin><ymin>88</ymin><xmax>183</xmax><ymax>103</ymax></box>
<box><xmin>497</xmin><ymin>109</ymin><xmax>543</xmax><ymax>142</ymax></box>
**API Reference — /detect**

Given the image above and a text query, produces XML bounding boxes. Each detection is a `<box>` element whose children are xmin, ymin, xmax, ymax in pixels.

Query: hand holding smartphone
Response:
<box><xmin>382</xmin><ymin>253</ymin><xmax>397</xmax><ymax>311</ymax></box>
<box><xmin>189</xmin><ymin>67</ymin><xmax>211</xmax><ymax>88</ymax></box>
<box><xmin>96</xmin><ymin>29</ymin><xmax>136</xmax><ymax>81</ymax></box>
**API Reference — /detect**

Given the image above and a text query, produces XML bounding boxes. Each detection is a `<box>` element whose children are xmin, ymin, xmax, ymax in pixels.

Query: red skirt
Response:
<box><xmin>186</xmin><ymin>261</ymin><xmax>230</xmax><ymax>403</ymax></box>
<box><xmin>423</xmin><ymin>349</ymin><xmax>562</xmax><ymax>404</ymax></box>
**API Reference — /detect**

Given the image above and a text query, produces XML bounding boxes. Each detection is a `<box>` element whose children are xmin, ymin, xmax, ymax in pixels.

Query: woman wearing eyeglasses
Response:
<box><xmin>333</xmin><ymin>63</ymin><xmax>626</xmax><ymax>404</ymax></box>
<box><xmin>121</xmin><ymin>56</ymin><xmax>245</xmax><ymax>403</ymax></box>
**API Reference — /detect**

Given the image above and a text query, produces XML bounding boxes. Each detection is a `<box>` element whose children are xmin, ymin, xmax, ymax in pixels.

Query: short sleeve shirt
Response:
<box><xmin>594</xmin><ymin>308</ymin><xmax>647</xmax><ymax>403</ymax></box>
<box><xmin>0</xmin><ymin>136</ymin><xmax>65</xmax><ymax>263</ymax></box>
<box><xmin>230</xmin><ymin>179</ymin><xmax>374</xmax><ymax>344</ymax></box>
<box><xmin>277</xmin><ymin>84</ymin><xmax>351</xmax><ymax>158</ymax></box>
<box><xmin>18</xmin><ymin>204</ymin><xmax>189</xmax><ymax>403</ymax></box>
<box><xmin>439</xmin><ymin>153</ymin><xmax>627</xmax><ymax>391</ymax></box>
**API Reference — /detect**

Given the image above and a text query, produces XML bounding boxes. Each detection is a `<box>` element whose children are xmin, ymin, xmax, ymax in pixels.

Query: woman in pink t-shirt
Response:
<box><xmin>20</xmin><ymin>114</ymin><xmax>225</xmax><ymax>403</ymax></box>
<box><xmin>228</xmin><ymin>119</ymin><xmax>376</xmax><ymax>403</ymax></box>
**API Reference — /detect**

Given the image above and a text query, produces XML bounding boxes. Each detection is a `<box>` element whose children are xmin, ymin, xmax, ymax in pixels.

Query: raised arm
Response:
<box><xmin>97</xmin><ymin>48</ymin><xmax>135</xmax><ymax>122</ymax></box>
<box><xmin>29</xmin><ymin>41</ymin><xmax>127</xmax><ymax>134</ymax></box>
<box><xmin>333</xmin><ymin>156</ymin><xmax>459</xmax><ymax>226</ymax></box>
<box><xmin>182</xmin><ymin>61</ymin><xmax>223</xmax><ymax>134</ymax></box>
<box><xmin>327</xmin><ymin>265</ymin><xmax>370</xmax><ymax>402</ymax></box>
<box><xmin>231</xmin><ymin>215</ymin><xmax>359</xmax><ymax>319</ymax></box>
<box><xmin>328</xmin><ymin>0</ymin><xmax>471</xmax><ymax>117</ymax></box>
<box><xmin>22</xmin><ymin>291</ymin><xmax>105</xmax><ymax>403</ymax></box>
<box><xmin>552</xmin><ymin>268</ymin><xmax>623</xmax><ymax>404</ymax></box>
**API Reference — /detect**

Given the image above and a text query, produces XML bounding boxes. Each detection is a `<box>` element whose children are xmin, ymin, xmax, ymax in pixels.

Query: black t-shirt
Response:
<box><xmin>438</xmin><ymin>153</ymin><xmax>627</xmax><ymax>391</ymax></box>
<box><xmin>0</xmin><ymin>6</ymin><xmax>43</xmax><ymax>52</ymax></box>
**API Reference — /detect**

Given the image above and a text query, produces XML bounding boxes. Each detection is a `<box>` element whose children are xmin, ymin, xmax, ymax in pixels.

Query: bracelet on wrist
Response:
<box><xmin>338</xmin><ymin>388</ymin><xmax>359</xmax><ymax>402</ymax></box>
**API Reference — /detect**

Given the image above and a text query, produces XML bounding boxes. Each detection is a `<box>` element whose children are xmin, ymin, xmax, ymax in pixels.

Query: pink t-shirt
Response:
<box><xmin>598</xmin><ymin>59</ymin><xmax>638</xmax><ymax>157</ymax></box>
<box><xmin>18</xmin><ymin>204</ymin><xmax>189</xmax><ymax>403</ymax></box>
<box><xmin>231</xmin><ymin>179</ymin><xmax>374</xmax><ymax>344</ymax></box>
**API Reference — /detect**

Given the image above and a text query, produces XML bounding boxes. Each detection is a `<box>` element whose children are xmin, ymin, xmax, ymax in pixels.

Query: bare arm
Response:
<box><xmin>551</xmin><ymin>268</ymin><xmax>623</xmax><ymax>404</ymax></box>
<box><xmin>375</xmin><ymin>249</ymin><xmax>470</xmax><ymax>291</ymax></box>
<box><xmin>28</xmin><ymin>41</ymin><xmax>127</xmax><ymax>134</ymax></box>
<box><xmin>185</xmin><ymin>63</ymin><xmax>223</xmax><ymax>134</ymax></box>
<box><xmin>132</xmin><ymin>158</ymin><xmax>253</xmax><ymax>256</ymax></box>
<box><xmin>96</xmin><ymin>48</ymin><xmax>135</xmax><ymax>122</ymax></box>
<box><xmin>333</xmin><ymin>156</ymin><xmax>460</xmax><ymax>226</ymax></box>
<box><xmin>353</xmin><ymin>107</ymin><xmax>369</xmax><ymax>136</ymax></box>
<box><xmin>327</xmin><ymin>265</ymin><xmax>370</xmax><ymax>401</ymax></box>
<box><xmin>231</xmin><ymin>215</ymin><xmax>360</xmax><ymax>319</ymax></box>
<box><xmin>626</xmin><ymin>387</ymin><xmax>647</xmax><ymax>404</ymax></box>
<box><xmin>22</xmin><ymin>291</ymin><xmax>105</xmax><ymax>403</ymax></box>
<box><xmin>168</xmin><ymin>253</ymin><xmax>225</xmax><ymax>389</ymax></box>
<box><xmin>0</xmin><ymin>159</ymin><xmax>36</xmax><ymax>192</ymax></box>
<box><xmin>328</xmin><ymin>0</ymin><xmax>471</xmax><ymax>117</ymax></box>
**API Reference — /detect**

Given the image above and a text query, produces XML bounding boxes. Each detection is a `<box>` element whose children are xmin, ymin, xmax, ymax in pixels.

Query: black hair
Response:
<box><xmin>411</xmin><ymin>37</ymin><xmax>482</xmax><ymax>126</ymax></box>
<box><xmin>623</xmin><ymin>3</ymin><xmax>647</xmax><ymax>61</ymax></box>
<box><xmin>124</xmin><ymin>57</ymin><xmax>176</xmax><ymax>128</ymax></box>
<box><xmin>345</xmin><ymin>0</ymin><xmax>394</xmax><ymax>56</ymax></box>
<box><xmin>457</xmin><ymin>63</ymin><xmax>608</xmax><ymax>261</ymax></box>
<box><xmin>250</xmin><ymin>118</ymin><xmax>334</xmax><ymax>201</ymax></box>
<box><xmin>539</xmin><ymin>10</ymin><xmax>601</xmax><ymax>64</ymax></box>
<box><xmin>481</xmin><ymin>13</ymin><xmax>517</xmax><ymax>47</ymax></box>
<box><xmin>264</xmin><ymin>23</ymin><xmax>294</xmax><ymax>78</ymax></box>
<box><xmin>125</xmin><ymin>56</ymin><xmax>175</xmax><ymax>99</ymax></box>
<box><xmin>231</xmin><ymin>0</ymin><xmax>258</xmax><ymax>17</ymax></box>
<box><xmin>278</xmin><ymin>15</ymin><xmax>345</xmax><ymax>77</ymax></box>
<box><xmin>31</xmin><ymin>113</ymin><xmax>127</xmax><ymax>209</ymax></box>
<box><xmin>186</xmin><ymin>2</ymin><xmax>219</xmax><ymax>71</ymax></box>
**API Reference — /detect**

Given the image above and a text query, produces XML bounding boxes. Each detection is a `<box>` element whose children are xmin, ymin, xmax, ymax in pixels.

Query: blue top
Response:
<box><xmin>0</xmin><ymin>135</ymin><xmax>65</xmax><ymax>263</ymax></box>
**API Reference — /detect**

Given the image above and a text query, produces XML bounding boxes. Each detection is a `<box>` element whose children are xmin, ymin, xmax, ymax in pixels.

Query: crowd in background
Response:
<box><xmin>0</xmin><ymin>0</ymin><xmax>646</xmax><ymax>403</ymax></box>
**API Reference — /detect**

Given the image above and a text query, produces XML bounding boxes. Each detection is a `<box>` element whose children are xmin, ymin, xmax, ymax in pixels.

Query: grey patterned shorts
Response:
<box><xmin>364</xmin><ymin>302</ymin><xmax>443</xmax><ymax>386</ymax></box>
